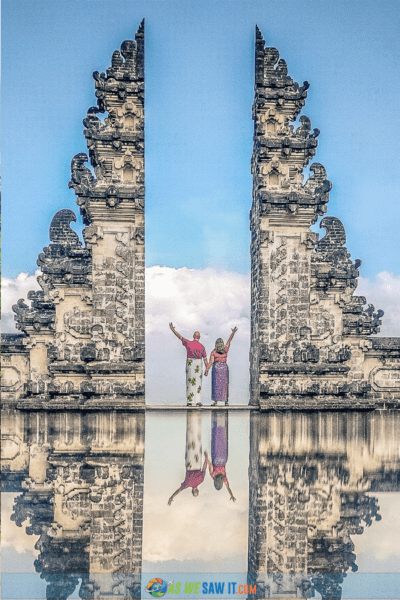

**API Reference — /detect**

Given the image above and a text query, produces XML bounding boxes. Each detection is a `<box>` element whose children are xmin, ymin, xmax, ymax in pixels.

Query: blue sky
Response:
<box><xmin>2</xmin><ymin>0</ymin><xmax>400</xmax><ymax>279</ymax></box>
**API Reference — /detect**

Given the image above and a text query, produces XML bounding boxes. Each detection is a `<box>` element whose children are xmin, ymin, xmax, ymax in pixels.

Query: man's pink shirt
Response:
<box><xmin>180</xmin><ymin>469</ymin><xmax>206</xmax><ymax>490</ymax></box>
<box><xmin>182</xmin><ymin>338</ymin><xmax>206</xmax><ymax>359</ymax></box>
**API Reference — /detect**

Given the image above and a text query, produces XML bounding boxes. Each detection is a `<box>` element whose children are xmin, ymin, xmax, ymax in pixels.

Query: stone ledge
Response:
<box><xmin>258</xmin><ymin>395</ymin><xmax>400</xmax><ymax>411</ymax></box>
<box><xmin>16</xmin><ymin>393</ymin><xmax>145</xmax><ymax>411</ymax></box>
<box><xmin>145</xmin><ymin>405</ymin><xmax>258</xmax><ymax>411</ymax></box>
<box><xmin>85</xmin><ymin>361</ymin><xmax>144</xmax><ymax>374</ymax></box>
<box><xmin>260</xmin><ymin>363</ymin><xmax>350</xmax><ymax>375</ymax></box>
<box><xmin>49</xmin><ymin>363</ymin><xmax>86</xmax><ymax>373</ymax></box>
<box><xmin>368</xmin><ymin>338</ymin><xmax>400</xmax><ymax>358</ymax></box>
<box><xmin>1</xmin><ymin>333</ymin><xmax>29</xmax><ymax>355</ymax></box>
<box><xmin>372</xmin><ymin>337</ymin><xmax>400</xmax><ymax>349</ymax></box>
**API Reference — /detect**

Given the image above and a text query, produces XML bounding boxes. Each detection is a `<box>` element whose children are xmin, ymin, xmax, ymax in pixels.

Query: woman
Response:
<box><xmin>208</xmin><ymin>410</ymin><xmax>236</xmax><ymax>501</ymax></box>
<box><xmin>205</xmin><ymin>327</ymin><xmax>237</xmax><ymax>406</ymax></box>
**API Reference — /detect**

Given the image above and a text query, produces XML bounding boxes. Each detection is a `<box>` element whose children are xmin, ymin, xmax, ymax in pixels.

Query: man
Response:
<box><xmin>168</xmin><ymin>414</ymin><xmax>208</xmax><ymax>505</ymax></box>
<box><xmin>169</xmin><ymin>323</ymin><xmax>208</xmax><ymax>406</ymax></box>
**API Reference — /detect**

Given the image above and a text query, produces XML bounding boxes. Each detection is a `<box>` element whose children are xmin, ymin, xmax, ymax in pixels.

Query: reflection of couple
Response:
<box><xmin>169</xmin><ymin>323</ymin><xmax>237</xmax><ymax>406</ymax></box>
<box><xmin>168</xmin><ymin>411</ymin><xmax>235</xmax><ymax>505</ymax></box>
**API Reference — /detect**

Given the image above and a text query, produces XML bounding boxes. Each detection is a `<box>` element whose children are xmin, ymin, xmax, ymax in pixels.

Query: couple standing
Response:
<box><xmin>169</xmin><ymin>323</ymin><xmax>238</xmax><ymax>406</ymax></box>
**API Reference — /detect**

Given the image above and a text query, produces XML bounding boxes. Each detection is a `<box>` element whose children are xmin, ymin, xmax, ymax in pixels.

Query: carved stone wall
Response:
<box><xmin>2</xmin><ymin>22</ymin><xmax>145</xmax><ymax>410</ymax></box>
<box><xmin>250</xmin><ymin>27</ymin><xmax>400</xmax><ymax>409</ymax></box>
<box><xmin>2</xmin><ymin>409</ymin><xmax>145</xmax><ymax>600</ymax></box>
<box><xmin>247</xmin><ymin>412</ymin><xmax>400</xmax><ymax>599</ymax></box>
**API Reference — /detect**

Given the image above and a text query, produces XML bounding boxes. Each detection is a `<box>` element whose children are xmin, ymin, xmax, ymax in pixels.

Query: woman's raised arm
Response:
<box><xmin>226</xmin><ymin>326</ymin><xmax>238</xmax><ymax>350</ymax></box>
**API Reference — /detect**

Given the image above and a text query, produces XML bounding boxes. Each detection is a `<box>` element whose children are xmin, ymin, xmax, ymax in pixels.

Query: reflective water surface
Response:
<box><xmin>2</xmin><ymin>409</ymin><xmax>400</xmax><ymax>599</ymax></box>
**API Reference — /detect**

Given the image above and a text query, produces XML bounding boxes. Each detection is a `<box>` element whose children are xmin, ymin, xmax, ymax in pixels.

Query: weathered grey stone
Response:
<box><xmin>2</xmin><ymin>22</ymin><xmax>145</xmax><ymax>411</ymax></box>
<box><xmin>247</xmin><ymin>411</ymin><xmax>400</xmax><ymax>596</ymax></box>
<box><xmin>250</xmin><ymin>28</ymin><xmax>400</xmax><ymax>409</ymax></box>
<box><xmin>1</xmin><ymin>408</ymin><xmax>145</xmax><ymax>599</ymax></box>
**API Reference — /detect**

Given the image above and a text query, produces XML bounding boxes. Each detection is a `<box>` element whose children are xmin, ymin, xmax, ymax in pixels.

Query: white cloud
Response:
<box><xmin>146</xmin><ymin>266</ymin><xmax>250</xmax><ymax>405</ymax></box>
<box><xmin>357</xmin><ymin>272</ymin><xmax>400</xmax><ymax>336</ymax></box>
<box><xmin>142</xmin><ymin>412</ymin><xmax>250</xmax><ymax>566</ymax></box>
<box><xmin>143</xmin><ymin>484</ymin><xmax>248</xmax><ymax>565</ymax></box>
<box><xmin>1</xmin><ymin>270</ymin><xmax>41</xmax><ymax>333</ymax></box>
<box><xmin>1</xmin><ymin>493</ymin><xmax>39</xmax><ymax>556</ymax></box>
<box><xmin>146</xmin><ymin>266</ymin><xmax>250</xmax><ymax>335</ymax></box>
<box><xmin>143</xmin><ymin>412</ymin><xmax>250</xmax><ymax>572</ymax></box>
<box><xmin>354</xmin><ymin>493</ymin><xmax>400</xmax><ymax>571</ymax></box>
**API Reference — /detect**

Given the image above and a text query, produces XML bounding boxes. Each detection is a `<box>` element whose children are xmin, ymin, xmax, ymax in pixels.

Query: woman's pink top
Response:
<box><xmin>210</xmin><ymin>341</ymin><xmax>230</xmax><ymax>364</ymax></box>
<box><xmin>208</xmin><ymin>463</ymin><xmax>228</xmax><ymax>486</ymax></box>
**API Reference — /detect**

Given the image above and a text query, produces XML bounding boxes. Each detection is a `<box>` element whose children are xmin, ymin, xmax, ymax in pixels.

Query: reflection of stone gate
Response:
<box><xmin>250</xmin><ymin>28</ymin><xmax>400</xmax><ymax>409</ymax></box>
<box><xmin>2</xmin><ymin>409</ymin><xmax>145</xmax><ymax>600</ymax></box>
<box><xmin>2</xmin><ymin>22</ymin><xmax>145</xmax><ymax>410</ymax></box>
<box><xmin>247</xmin><ymin>411</ymin><xmax>400</xmax><ymax>598</ymax></box>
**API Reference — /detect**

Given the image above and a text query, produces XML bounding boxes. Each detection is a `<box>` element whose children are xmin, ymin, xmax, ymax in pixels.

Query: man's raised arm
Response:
<box><xmin>169</xmin><ymin>323</ymin><xmax>182</xmax><ymax>340</ymax></box>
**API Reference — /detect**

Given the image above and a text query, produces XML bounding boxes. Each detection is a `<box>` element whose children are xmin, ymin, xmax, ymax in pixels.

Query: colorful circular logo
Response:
<box><xmin>146</xmin><ymin>578</ymin><xmax>169</xmax><ymax>597</ymax></box>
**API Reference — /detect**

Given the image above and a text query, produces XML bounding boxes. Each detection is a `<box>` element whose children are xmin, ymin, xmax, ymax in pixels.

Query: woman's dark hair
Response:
<box><xmin>214</xmin><ymin>474</ymin><xmax>224</xmax><ymax>490</ymax></box>
<box><xmin>215</xmin><ymin>338</ymin><xmax>225</xmax><ymax>354</ymax></box>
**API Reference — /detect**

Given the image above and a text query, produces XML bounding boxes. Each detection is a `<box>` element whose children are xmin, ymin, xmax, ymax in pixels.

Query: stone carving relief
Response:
<box><xmin>64</xmin><ymin>308</ymin><xmax>92</xmax><ymax>337</ymax></box>
<box><xmin>13</xmin><ymin>294</ymin><xmax>56</xmax><ymax>334</ymax></box>
<box><xmin>2</xmin><ymin>367</ymin><xmax>22</xmax><ymax>391</ymax></box>
<box><xmin>36</xmin><ymin>210</ymin><xmax>92</xmax><ymax>289</ymax></box>
<box><xmin>371</xmin><ymin>366</ymin><xmax>400</xmax><ymax>392</ymax></box>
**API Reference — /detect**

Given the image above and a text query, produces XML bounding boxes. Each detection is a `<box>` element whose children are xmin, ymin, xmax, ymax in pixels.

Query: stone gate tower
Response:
<box><xmin>250</xmin><ymin>27</ymin><xmax>400</xmax><ymax>409</ymax></box>
<box><xmin>2</xmin><ymin>22</ymin><xmax>145</xmax><ymax>410</ymax></box>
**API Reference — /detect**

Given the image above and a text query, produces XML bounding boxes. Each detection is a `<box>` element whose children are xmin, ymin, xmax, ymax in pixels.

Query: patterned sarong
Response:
<box><xmin>211</xmin><ymin>362</ymin><xmax>229</xmax><ymax>403</ymax></box>
<box><xmin>185</xmin><ymin>411</ymin><xmax>203</xmax><ymax>470</ymax></box>
<box><xmin>186</xmin><ymin>358</ymin><xmax>203</xmax><ymax>404</ymax></box>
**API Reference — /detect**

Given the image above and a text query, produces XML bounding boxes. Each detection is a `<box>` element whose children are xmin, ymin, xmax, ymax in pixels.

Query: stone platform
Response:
<box><xmin>146</xmin><ymin>405</ymin><xmax>258</xmax><ymax>411</ymax></box>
